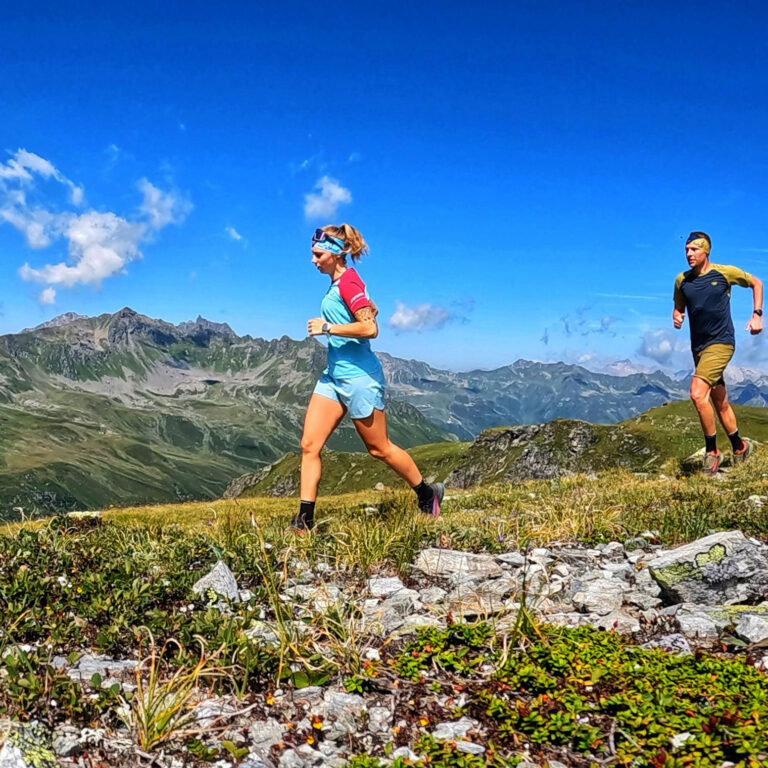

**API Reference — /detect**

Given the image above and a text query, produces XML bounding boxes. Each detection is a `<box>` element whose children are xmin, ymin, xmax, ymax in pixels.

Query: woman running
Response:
<box><xmin>292</xmin><ymin>223</ymin><xmax>444</xmax><ymax>530</ymax></box>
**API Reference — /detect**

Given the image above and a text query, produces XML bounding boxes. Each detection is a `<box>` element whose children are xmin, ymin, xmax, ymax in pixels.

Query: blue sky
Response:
<box><xmin>2</xmin><ymin>0</ymin><xmax>768</xmax><ymax>373</ymax></box>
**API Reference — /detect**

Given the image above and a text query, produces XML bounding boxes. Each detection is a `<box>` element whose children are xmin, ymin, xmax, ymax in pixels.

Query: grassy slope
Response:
<box><xmin>237</xmin><ymin>401</ymin><xmax>768</xmax><ymax>497</ymax></box>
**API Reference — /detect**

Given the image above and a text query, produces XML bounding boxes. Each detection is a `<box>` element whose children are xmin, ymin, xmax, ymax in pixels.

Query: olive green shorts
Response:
<box><xmin>692</xmin><ymin>343</ymin><xmax>734</xmax><ymax>386</ymax></box>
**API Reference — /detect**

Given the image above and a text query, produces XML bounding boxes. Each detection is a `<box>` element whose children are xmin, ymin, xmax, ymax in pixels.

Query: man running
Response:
<box><xmin>673</xmin><ymin>231</ymin><xmax>763</xmax><ymax>475</ymax></box>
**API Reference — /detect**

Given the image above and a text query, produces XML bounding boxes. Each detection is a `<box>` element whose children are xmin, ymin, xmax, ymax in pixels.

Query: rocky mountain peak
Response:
<box><xmin>177</xmin><ymin>316</ymin><xmax>236</xmax><ymax>341</ymax></box>
<box><xmin>25</xmin><ymin>312</ymin><xmax>89</xmax><ymax>332</ymax></box>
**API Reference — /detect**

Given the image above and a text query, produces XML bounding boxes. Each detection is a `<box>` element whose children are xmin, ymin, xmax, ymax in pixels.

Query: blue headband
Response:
<box><xmin>313</xmin><ymin>237</ymin><xmax>345</xmax><ymax>255</ymax></box>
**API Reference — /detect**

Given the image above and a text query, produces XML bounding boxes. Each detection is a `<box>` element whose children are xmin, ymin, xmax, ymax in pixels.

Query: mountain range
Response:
<box><xmin>1</xmin><ymin>308</ymin><xmax>766</xmax><ymax>513</ymax></box>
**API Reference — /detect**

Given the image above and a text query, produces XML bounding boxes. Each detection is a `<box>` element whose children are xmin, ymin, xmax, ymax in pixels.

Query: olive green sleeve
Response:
<box><xmin>715</xmin><ymin>264</ymin><xmax>752</xmax><ymax>287</ymax></box>
<box><xmin>673</xmin><ymin>273</ymin><xmax>686</xmax><ymax>309</ymax></box>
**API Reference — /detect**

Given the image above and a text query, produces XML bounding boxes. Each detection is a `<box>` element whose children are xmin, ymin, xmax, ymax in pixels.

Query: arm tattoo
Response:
<box><xmin>354</xmin><ymin>307</ymin><xmax>376</xmax><ymax>323</ymax></box>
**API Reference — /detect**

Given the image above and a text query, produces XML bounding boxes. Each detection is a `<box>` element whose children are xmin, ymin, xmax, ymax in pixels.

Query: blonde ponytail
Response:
<box><xmin>322</xmin><ymin>223</ymin><xmax>369</xmax><ymax>262</ymax></box>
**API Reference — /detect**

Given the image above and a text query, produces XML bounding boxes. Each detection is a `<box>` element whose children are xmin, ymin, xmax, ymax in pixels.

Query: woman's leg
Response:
<box><xmin>300</xmin><ymin>393</ymin><xmax>346</xmax><ymax>502</ymax></box>
<box><xmin>353</xmin><ymin>408</ymin><xmax>422</xmax><ymax>485</ymax></box>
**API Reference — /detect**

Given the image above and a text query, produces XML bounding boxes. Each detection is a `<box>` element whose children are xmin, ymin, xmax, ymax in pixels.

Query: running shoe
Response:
<box><xmin>289</xmin><ymin>512</ymin><xmax>314</xmax><ymax>533</ymax></box>
<box><xmin>733</xmin><ymin>439</ymin><xmax>753</xmax><ymax>466</ymax></box>
<box><xmin>418</xmin><ymin>482</ymin><xmax>445</xmax><ymax>517</ymax></box>
<box><xmin>701</xmin><ymin>450</ymin><xmax>721</xmax><ymax>476</ymax></box>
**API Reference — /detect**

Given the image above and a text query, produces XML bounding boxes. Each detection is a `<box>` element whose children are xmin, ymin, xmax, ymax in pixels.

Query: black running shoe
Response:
<box><xmin>418</xmin><ymin>482</ymin><xmax>445</xmax><ymax>517</ymax></box>
<box><xmin>289</xmin><ymin>512</ymin><xmax>314</xmax><ymax>533</ymax></box>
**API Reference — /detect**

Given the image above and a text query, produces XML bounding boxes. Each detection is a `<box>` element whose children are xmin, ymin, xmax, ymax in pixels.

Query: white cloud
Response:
<box><xmin>304</xmin><ymin>175</ymin><xmax>352</xmax><ymax>219</ymax></box>
<box><xmin>138</xmin><ymin>178</ymin><xmax>192</xmax><ymax>228</ymax></box>
<box><xmin>225</xmin><ymin>226</ymin><xmax>243</xmax><ymax>241</ymax></box>
<box><xmin>1</xmin><ymin>150</ymin><xmax>191</xmax><ymax>300</ymax></box>
<box><xmin>638</xmin><ymin>328</ymin><xmax>686</xmax><ymax>365</ymax></box>
<box><xmin>19</xmin><ymin>211</ymin><xmax>144</xmax><ymax>288</ymax></box>
<box><xmin>39</xmin><ymin>287</ymin><xmax>56</xmax><ymax>305</ymax></box>
<box><xmin>0</xmin><ymin>149</ymin><xmax>83</xmax><ymax>205</ymax></box>
<box><xmin>389</xmin><ymin>301</ymin><xmax>453</xmax><ymax>332</ymax></box>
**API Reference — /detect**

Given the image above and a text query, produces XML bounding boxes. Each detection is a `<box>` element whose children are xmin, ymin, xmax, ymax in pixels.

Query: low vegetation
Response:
<box><xmin>1</xmin><ymin>446</ymin><xmax>767</xmax><ymax>765</ymax></box>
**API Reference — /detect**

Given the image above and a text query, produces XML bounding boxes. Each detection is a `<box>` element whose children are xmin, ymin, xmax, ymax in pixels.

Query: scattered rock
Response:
<box><xmin>573</xmin><ymin>578</ymin><xmax>626</xmax><ymax>616</ymax></box>
<box><xmin>413</xmin><ymin>548</ymin><xmax>503</xmax><ymax>581</ymax></box>
<box><xmin>641</xmin><ymin>633</ymin><xmax>692</xmax><ymax>655</ymax></box>
<box><xmin>366</xmin><ymin>576</ymin><xmax>405</xmax><ymax>597</ymax></box>
<box><xmin>648</xmin><ymin>531</ymin><xmax>768</xmax><ymax>605</ymax></box>
<box><xmin>0</xmin><ymin>722</ymin><xmax>57</xmax><ymax>768</ymax></box>
<box><xmin>192</xmin><ymin>560</ymin><xmax>241</xmax><ymax>603</ymax></box>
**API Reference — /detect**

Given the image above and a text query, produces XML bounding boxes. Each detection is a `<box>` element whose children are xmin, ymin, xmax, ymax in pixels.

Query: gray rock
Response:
<box><xmin>647</xmin><ymin>531</ymin><xmax>768</xmax><ymax>605</ymax></box>
<box><xmin>192</xmin><ymin>560</ymin><xmax>241</xmax><ymax>602</ymax></box>
<box><xmin>496</xmin><ymin>552</ymin><xmax>526</xmax><ymax>567</ymax></box>
<box><xmin>0</xmin><ymin>723</ymin><xmax>57</xmax><ymax>768</ymax></box>
<box><xmin>392</xmin><ymin>747</ymin><xmax>419</xmax><ymax>761</ymax></box>
<box><xmin>601</xmin><ymin>541</ymin><xmax>625</xmax><ymax>557</ymax></box>
<box><xmin>52</xmin><ymin>725</ymin><xmax>80</xmax><ymax>757</ymax></box>
<box><xmin>294</xmin><ymin>744</ymin><xmax>325</xmax><ymax>765</ymax></box>
<box><xmin>278</xmin><ymin>750</ymin><xmax>304</xmax><ymax>768</ymax></box>
<box><xmin>455</xmin><ymin>742</ymin><xmax>485</xmax><ymax>755</ymax></box>
<box><xmin>572</xmin><ymin>578</ymin><xmax>626</xmax><ymax>615</ymax></box>
<box><xmin>322</xmin><ymin>690</ymin><xmax>366</xmax><ymax>735</ymax></box>
<box><xmin>587</xmin><ymin>610</ymin><xmax>640</xmax><ymax>634</ymax></box>
<box><xmin>419</xmin><ymin>586</ymin><xmax>447</xmax><ymax>605</ymax></box>
<box><xmin>735</xmin><ymin>613</ymin><xmax>768</xmax><ymax>644</ymax></box>
<box><xmin>674</xmin><ymin>605</ymin><xmax>723</xmax><ymax>638</ymax></box>
<box><xmin>746</xmin><ymin>495</ymin><xmax>766</xmax><ymax>509</ymax></box>
<box><xmin>641</xmin><ymin>634</ymin><xmax>692</xmax><ymax>654</ymax></box>
<box><xmin>240</xmin><ymin>758</ymin><xmax>275</xmax><ymax>768</ymax></box>
<box><xmin>448</xmin><ymin>575</ymin><xmax>519</xmax><ymax>617</ymax></box>
<box><xmin>367</xmin><ymin>576</ymin><xmax>405</xmax><ymax>597</ymax></box>
<box><xmin>413</xmin><ymin>548</ymin><xmax>503</xmax><ymax>581</ymax></box>
<box><xmin>194</xmin><ymin>698</ymin><xmax>239</xmax><ymax>728</ymax></box>
<box><xmin>432</xmin><ymin>717</ymin><xmax>476</xmax><ymax>740</ymax></box>
<box><xmin>625</xmin><ymin>590</ymin><xmax>662</xmax><ymax>611</ymax></box>
<box><xmin>391</xmin><ymin>614</ymin><xmax>444</xmax><ymax>636</ymax></box>
<box><xmin>248</xmin><ymin>718</ymin><xmax>285</xmax><ymax>758</ymax></box>
<box><xmin>367</xmin><ymin>706</ymin><xmax>392</xmax><ymax>734</ymax></box>
<box><xmin>67</xmin><ymin>654</ymin><xmax>137</xmax><ymax>683</ymax></box>
<box><xmin>244</xmin><ymin>621</ymin><xmax>281</xmax><ymax>647</ymax></box>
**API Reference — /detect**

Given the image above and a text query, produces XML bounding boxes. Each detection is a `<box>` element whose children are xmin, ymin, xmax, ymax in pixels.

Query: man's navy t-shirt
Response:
<box><xmin>674</xmin><ymin>264</ymin><xmax>752</xmax><ymax>353</ymax></box>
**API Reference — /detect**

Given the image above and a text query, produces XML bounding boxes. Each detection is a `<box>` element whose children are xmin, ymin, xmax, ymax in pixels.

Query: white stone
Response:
<box><xmin>432</xmin><ymin>717</ymin><xmax>475</xmax><ymax>740</ymax></box>
<box><xmin>735</xmin><ymin>613</ymin><xmax>768</xmax><ymax>644</ymax></box>
<box><xmin>572</xmin><ymin>578</ymin><xmax>625</xmax><ymax>615</ymax></box>
<box><xmin>413</xmin><ymin>548</ymin><xmax>503</xmax><ymax>580</ymax></box>
<box><xmin>367</xmin><ymin>576</ymin><xmax>405</xmax><ymax>597</ymax></box>
<box><xmin>192</xmin><ymin>560</ymin><xmax>241</xmax><ymax>602</ymax></box>
<box><xmin>455</xmin><ymin>741</ymin><xmax>485</xmax><ymax>755</ymax></box>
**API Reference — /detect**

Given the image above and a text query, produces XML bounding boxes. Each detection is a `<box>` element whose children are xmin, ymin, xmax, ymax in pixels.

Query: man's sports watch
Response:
<box><xmin>754</xmin><ymin>309</ymin><xmax>763</xmax><ymax>317</ymax></box>
<box><xmin>321</xmin><ymin>322</ymin><xmax>332</xmax><ymax>335</ymax></box>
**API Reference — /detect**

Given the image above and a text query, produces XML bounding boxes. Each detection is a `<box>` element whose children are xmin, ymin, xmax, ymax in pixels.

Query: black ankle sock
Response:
<box><xmin>728</xmin><ymin>430</ymin><xmax>745</xmax><ymax>452</ymax></box>
<box><xmin>705</xmin><ymin>434</ymin><xmax>717</xmax><ymax>454</ymax></box>
<box><xmin>295</xmin><ymin>500</ymin><xmax>315</xmax><ymax>529</ymax></box>
<box><xmin>412</xmin><ymin>480</ymin><xmax>433</xmax><ymax>505</ymax></box>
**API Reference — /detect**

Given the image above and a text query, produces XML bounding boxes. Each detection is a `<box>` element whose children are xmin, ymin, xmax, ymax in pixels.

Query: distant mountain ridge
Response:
<box><xmin>0</xmin><ymin>307</ymin><xmax>766</xmax><ymax>512</ymax></box>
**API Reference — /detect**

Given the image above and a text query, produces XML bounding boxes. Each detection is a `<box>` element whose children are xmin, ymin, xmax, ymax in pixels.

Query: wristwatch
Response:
<box><xmin>754</xmin><ymin>309</ymin><xmax>763</xmax><ymax>317</ymax></box>
<box><xmin>321</xmin><ymin>322</ymin><xmax>331</xmax><ymax>335</ymax></box>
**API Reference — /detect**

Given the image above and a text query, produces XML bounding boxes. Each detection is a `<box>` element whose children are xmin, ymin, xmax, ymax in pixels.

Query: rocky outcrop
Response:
<box><xmin>647</xmin><ymin>530</ymin><xmax>768</xmax><ymax>605</ymax></box>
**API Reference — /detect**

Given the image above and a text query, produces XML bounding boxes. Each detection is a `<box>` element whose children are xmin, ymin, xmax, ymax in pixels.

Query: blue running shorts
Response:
<box><xmin>313</xmin><ymin>370</ymin><xmax>386</xmax><ymax>419</ymax></box>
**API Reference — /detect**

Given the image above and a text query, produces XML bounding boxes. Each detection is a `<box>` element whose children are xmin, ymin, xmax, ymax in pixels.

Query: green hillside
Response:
<box><xmin>233</xmin><ymin>401</ymin><xmax>768</xmax><ymax>497</ymax></box>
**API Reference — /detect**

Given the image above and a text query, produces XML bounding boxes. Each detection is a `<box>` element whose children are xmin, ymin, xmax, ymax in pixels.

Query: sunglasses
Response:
<box><xmin>312</xmin><ymin>229</ymin><xmax>344</xmax><ymax>248</ymax></box>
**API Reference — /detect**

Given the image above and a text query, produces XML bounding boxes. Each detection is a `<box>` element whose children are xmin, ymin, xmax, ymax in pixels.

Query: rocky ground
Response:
<box><xmin>3</xmin><ymin>508</ymin><xmax>768</xmax><ymax>768</ymax></box>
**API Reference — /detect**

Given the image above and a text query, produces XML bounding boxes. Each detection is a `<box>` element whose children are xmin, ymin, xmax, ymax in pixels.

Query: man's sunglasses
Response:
<box><xmin>312</xmin><ymin>229</ymin><xmax>344</xmax><ymax>248</ymax></box>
